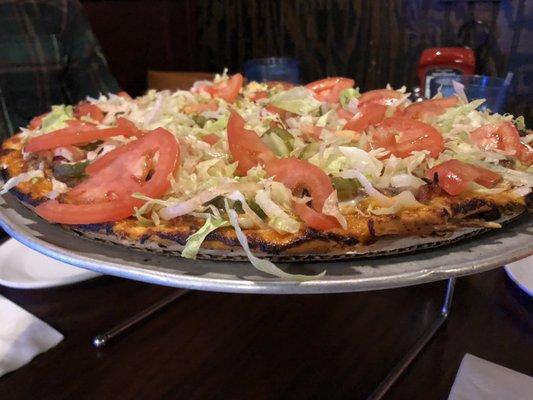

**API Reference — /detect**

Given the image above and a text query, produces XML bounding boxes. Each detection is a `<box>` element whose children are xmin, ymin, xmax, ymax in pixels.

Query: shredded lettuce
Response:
<box><xmin>514</xmin><ymin>116</ymin><xmax>525</xmax><ymax>131</ymax></box>
<box><xmin>225</xmin><ymin>190</ymin><xmax>269</xmax><ymax>229</ymax></box>
<box><xmin>437</xmin><ymin>99</ymin><xmax>485</xmax><ymax>132</ymax></box>
<box><xmin>204</xmin><ymin>115</ymin><xmax>229</xmax><ymax>133</ymax></box>
<box><xmin>339</xmin><ymin>87</ymin><xmax>360</xmax><ymax>109</ymax></box>
<box><xmin>157</xmin><ymin>184</ymin><xmax>260</xmax><ymax>220</ymax></box>
<box><xmin>322</xmin><ymin>190</ymin><xmax>347</xmax><ymax>228</ymax></box>
<box><xmin>483</xmin><ymin>164</ymin><xmax>533</xmax><ymax>187</ymax></box>
<box><xmin>0</xmin><ymin>170</ymin><xmax>44</xmax><ymax>194</ymax></box>
<box><xmin>270</xmin><ymin>87</ymin><xmax>321</xmax><ymax>115</ymax></box>
<box><xmin>47</xmin><ymin>178</ymin><xmax>69</xmax><ymax>199</ymax></box>
<box><xmin>182</xmin><ymin>215</ymin><xmax>229</xmax><ymax>259</ymax></box>
<box><xmin>131</xmin><ymin>198</ymin><xmax>160</xmax><ymax>226</ymax></box>
<box><xmin>370</xmin><ymin>190</ymin><xmax>421</xmax><ymax>215</ymax></box>
<box><xmin>40</xmin><ymin>105</ymin><xmax>74</xmax><ymax>133</ymax></box>
<box><xmin>255</xmin><ymin>189</ymin><xmax>300</xmax><ymax>233</ymax></box>
<box><xmin>316</xmin><ymin>110</ymin><xmax>335</xmax><ymax>127</ymax></box>
<box><xmin>268</xmin><ymin>181</ymin><xmax>293</xmax><ymax>209</ymax></box>
<box><xmin>263</xmin><ymin>130</ymin><xmax>291</xmax><ymax>157</ymax></box>
<box><xmin>332</xmin><ymin>177</ymin><xmax>360</xmax><ymax>199</ymax></box>
<box><xmin>338</xmin><ymin>146</ymin><xmax>383</xmax><ymax>178</ymax></box>
<box><xmin>342</xmin><ymin>169</ymin><xmax>390</xmax><ymax>203</ymax></box>
<box><xmin>390</xmin><ymin>174</ymin><xmax>425</xmax><ymax>189</ymax></box>
<box><xmin>225</xmin><ymin>202</ymin><xmax>325</xmax><ymax>281</ymax></box>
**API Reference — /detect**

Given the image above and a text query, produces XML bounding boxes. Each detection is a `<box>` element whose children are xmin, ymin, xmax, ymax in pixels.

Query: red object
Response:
<box><xmin>264</xmin><ymin>104</ymin><xmax>294</xmax><ymax>121</ymax></box>
<box><xmin>374</xmin><ymin>117</ymin><xmax>445</xmax><ymax>158</ymax></box>
<box><xmin>417</xmin><ymin>47</ymin><xmax>475</xmax><ymax>89</ymax></box>
<box><xmin>201</xmin><ymin>133</ymin><xmax>220</xmax><ymax>146</ymax></box>
<box><xmin>28</xmin><ymin>112</ymin><xmax>49</xmax><ymax>130</ymax></box>
<box><xmin>344</xmin><ymin>103</ymin><xmax>387</xmax><ymax>132</ymax></box>
<box><xmin>305</xmin><ymin>77</ymin><xmax>355</xmax><ymax>103</ymax></box>
<box><xmin>227</xmin><ymin>110</ymin><xmax>274</xmax><ymax>175</ymax></box>
<box><xmin>75</xmin><ymin>103</ymin><xmax>105</xmax><ymax>123</ymax></box>
<box><xmin>265</xmin><ymin>157</ymin><xmax>340</xmax><ymax>231</ymax></box>
<box><xmin>426</xmin><ymin>159</ymin><xmax>500</xmax><ymax>196</ymax></box>
<box><xmin>36</xmin><ymin>128</ymin><xmax>180</xmax><ymax>224</ymax></box>
<box><xmin>470</xmin><ymin>122</ymin><xmax>533</xmax><ymax>165</ymax></box>
<box><xmin>358</xmin><ymin>89</ymin><xmax>403</xmax><ymax>106</ymax></box>
<box><xmin>404</xmin><ymin>97</ymin><xmax>460</xmax><ymax>120</ymax></box>
<box><xmin>197</xmin><ymin>73</ymin><xmax>243</xmax><ymax>103</ymax></box>
<box><xmin>25</xmin><ymin>118</ymin><xmax>140</xmax><ymax>153</ymax></box>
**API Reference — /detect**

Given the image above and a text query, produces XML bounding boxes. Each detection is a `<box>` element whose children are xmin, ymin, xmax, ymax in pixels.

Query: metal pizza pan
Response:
<box><xmin>0</xmin><ymin>192</ymin><xmax>531</xmax><ymax>294</ymax></box>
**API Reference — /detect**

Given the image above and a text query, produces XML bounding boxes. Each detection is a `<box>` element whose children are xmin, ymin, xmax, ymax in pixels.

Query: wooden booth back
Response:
<box><xmin>82</xmin><ymin>0</ymin><xmax>531</xmax><ymax>122</ymax></box>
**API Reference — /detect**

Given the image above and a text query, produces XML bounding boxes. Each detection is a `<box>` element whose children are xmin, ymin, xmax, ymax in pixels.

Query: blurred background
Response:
<box><xmin>82</xmin><ymin>0</ymin><xmax>531</xmax><ymax>122</ymax></box>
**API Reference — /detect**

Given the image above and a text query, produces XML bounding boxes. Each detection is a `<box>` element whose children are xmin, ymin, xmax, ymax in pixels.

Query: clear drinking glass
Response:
<box><xmin>244</xmin><ymin>57</ymin><xmax>300</xmax><ymax>84</ymax></box>
<box><xmin>429</xmin><ymin>74</ymin><xmax>510</xmax><ymax>113</ymax></box>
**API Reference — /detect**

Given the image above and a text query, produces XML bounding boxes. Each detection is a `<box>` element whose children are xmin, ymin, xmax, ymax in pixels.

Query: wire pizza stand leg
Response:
<box><xmin>367</xmin><ymin>277</ymin><xmax>456</xmax><ymax>400</ymax></box>
<box><xmin>92</xmin><ymin>289</ymin><xmax>190</xmax><ymax>347</ymax></box>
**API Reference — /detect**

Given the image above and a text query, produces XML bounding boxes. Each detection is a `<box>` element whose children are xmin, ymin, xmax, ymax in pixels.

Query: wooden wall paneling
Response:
<box><xmin>82</xmin><ymin>0</ymin><xmax>530</xmax><ymax>120</ymax></box>
<box><xmin>162</xmin><ymin>0</ymin><xmax>197</xmax><ymax>71</ymax></box>
<box><xmin>193</xmin><ymin>0</ymin><xmax>530</xmax><ymax>119</ymax></box>
<box><xmin>83</xmin><ymin>0</ymin><xmax>194</xmax><ymax>96</ymax></box>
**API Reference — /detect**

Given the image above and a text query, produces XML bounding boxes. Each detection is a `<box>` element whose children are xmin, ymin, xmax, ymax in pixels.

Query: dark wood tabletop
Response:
<box><xmin>0</xmin><ymin>267</ymin><xmax>531</xmax><ymax>400</ymax></box>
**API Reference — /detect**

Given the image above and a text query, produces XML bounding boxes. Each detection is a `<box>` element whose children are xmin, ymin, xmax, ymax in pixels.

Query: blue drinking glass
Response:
<box><xmin>244</xmin><ymin>57</ymin><xmax>300</xmax><ymax>84</ymax></box>
<box><xmin>429</xmin><ymin>74</ymin><xmax>510</xmax><ymax>113</ymax></box>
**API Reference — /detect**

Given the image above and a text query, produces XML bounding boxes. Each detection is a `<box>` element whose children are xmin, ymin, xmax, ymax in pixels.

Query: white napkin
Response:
<box><xmin>448</xmin><ymin>354</ymin><xmax>533</xmax><ymax>400</ymax></box>
<box><xmin>0</xmin><ymin>295</ymin><xmax>63</xmax><ymax>377</ymax></box>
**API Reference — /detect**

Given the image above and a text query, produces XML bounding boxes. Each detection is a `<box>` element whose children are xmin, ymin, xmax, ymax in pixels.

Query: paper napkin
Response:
<box><xmin>448</xmin><ymin>353</ymin><xmax>533</xmax><ymax>400</ymax></box>
<box><xmin>0</xmin><ymin>295</ymin><xmax>63</xmax><ymax>377</ymax></box>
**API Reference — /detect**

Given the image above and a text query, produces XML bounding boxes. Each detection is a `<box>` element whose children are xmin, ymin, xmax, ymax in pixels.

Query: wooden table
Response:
<box><xmin>0</xmin><ymin>268</ymin><xmax>531</xmax><ymax>400</ymax></box>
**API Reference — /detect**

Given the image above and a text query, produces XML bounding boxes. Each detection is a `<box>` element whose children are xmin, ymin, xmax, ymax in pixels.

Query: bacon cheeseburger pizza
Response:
<box><xmin>1</xmin><ymin>73</ymin><xmax>532</xmax><ymax>279</ymax></box>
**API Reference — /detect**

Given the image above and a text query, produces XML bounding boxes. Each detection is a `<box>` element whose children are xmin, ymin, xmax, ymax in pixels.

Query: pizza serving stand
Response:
<box><xmin>1</xmin><ymin>191</ymin><xmax>531</xmax><ymax>400</ymax></box>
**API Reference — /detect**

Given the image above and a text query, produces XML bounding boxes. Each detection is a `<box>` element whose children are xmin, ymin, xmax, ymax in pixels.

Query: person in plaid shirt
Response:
<box><xmin>0</xmin><ymin>0</ymin><xmax>120</xmax><ymax>139</ymax></box>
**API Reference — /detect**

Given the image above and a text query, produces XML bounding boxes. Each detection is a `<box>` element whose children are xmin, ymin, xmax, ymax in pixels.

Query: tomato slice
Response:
<box><xmin>375</xmin><ymin>117</ymin><xmax>445</xmax><ymax>158</ymax></box>
<box><xmin>426</xmin><ymin>159</ymin><xmax>501</xmax><ymax>195</ymax></box>
<box><xmin>117</xmin><ymin>91</ymin><xmax>132</xmax><ymax>100</ymax></box>
<box><xmin>344</xmin><ymin>103</ymin><xmax>387</xmax><ymax>132</ymax></box>
<box><xmin>264</xmin><ymin>104</ymin><xmax>294</xmax><ymax>121</ymax></box>
<box><xmin>300</xmin><ymin>124</ymin><xmax>324</xmax><ymax>140</ymax></box>
<box><xmin>358</xmin><ymin>89</ymin><xmax>402</xmax><ymax>106</ymax></box>
<box><xmin>183</xmin><ymin>101</ymin><xmax>218</xmax><ymax>114</ymax></box>
<box><xmin>265</xmin><ymin>157</ymin><xmax>339</xmax><ymax>230</ymax></box>
<box><xmin>306</xmin><ymin>77</ymin><xmax>355</xmax><ymax>103</ymax></box>
<box><xmin>336</xmin><ymin>108</ymin><xmax>354</xmax><ymax>121</ymax></box>
<box><xmin>204</xmin><ymin>73</ymin><xmax>243</xmax><ymax>103</ymax></box>
<box><xmin>227</xmin><ymin>110</ymin><xmax>274</xmax><ymax>175</ymax></box>
<box><xmin>29</xmin><ymin>112</ymin><xmax>49</xmax><ymax>130</ymax></box>
<box><xmin>469</xmin><ymin>122</ymin><xmax>530</xmax><ymax>162</ymax></box>
<box><xmin>471</xmin><ymin>124</ymin><xmax>501</xmax><ymax>151</ymax></box>
<box><xmin>75</xmin><ymin>103</ymin><xmax>105</xmax><ymax>123</ymax></box>
<box><xmin>404</xmin><ymin>97</ymin><xmax>459</xmax><ymax>120</ymax></box>
<box><xmin>25</xmin><ymin>117</ymin><xmax>140</xmax><ymax>153</ymax></box>
<box><xmin>250</xmin><ymin>91</ymin><xmax>268</xmax><ymax>102</ymax></box>
<box><xmin>35</xmin><ymin>199</ymin><xmax>139</xmax><ymax>225</ymax></box>
<box><xmin>36</xmin><ymin>128</ymin><xmax>180</xmax><ymax>224</ymax></box>
<box><xmin>201</xmin><ymin>133</ymin><xmax>220</xmax><ymax>146</ymax></box>
<box><xmin>266</xmin><ymin>81</ymin><xmax>294</xmax><ymax>90</ymax></box>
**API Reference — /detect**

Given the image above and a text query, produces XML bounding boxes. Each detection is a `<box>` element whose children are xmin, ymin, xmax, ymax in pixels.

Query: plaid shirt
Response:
<box><xmin>0</xmin><ymin>0</ymin><xmax>120</xmax><ymax>138</ymax></box>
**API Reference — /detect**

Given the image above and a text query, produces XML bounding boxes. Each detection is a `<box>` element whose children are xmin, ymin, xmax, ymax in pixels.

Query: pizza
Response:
<box><xmin>1</xmin><ymin>73</ymin><xmax>532</xmax><ymax>278</ymax></box>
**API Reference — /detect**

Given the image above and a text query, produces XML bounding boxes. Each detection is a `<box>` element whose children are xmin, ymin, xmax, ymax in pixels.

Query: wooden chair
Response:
<box><xmin>147</xmin><ymin>70</ymin><xmax>215</xmax><ymax>91</ymax></box>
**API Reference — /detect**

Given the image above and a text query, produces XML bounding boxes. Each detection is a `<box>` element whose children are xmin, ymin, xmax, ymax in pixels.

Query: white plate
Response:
<box><xmin>505</xmin><ymin>256</ymin><xmax>533</xmax><ymax>296</ymax></box>
<box><xmin>0</xmin><ymin>238</ymin><xmax>100</xmax><ymax>289</ymax></box>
